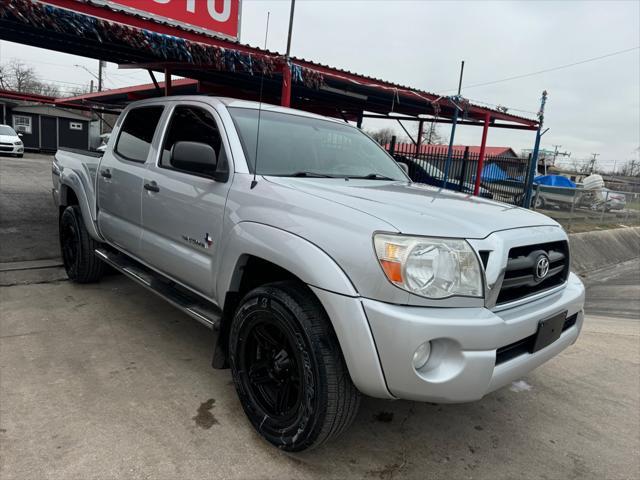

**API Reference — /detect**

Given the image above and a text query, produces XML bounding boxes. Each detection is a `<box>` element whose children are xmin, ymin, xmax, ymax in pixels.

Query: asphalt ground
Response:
<box><xmin>1</xmin><ymin>153</ymin><xmax>639</xmax><ymax>479</ymax></box>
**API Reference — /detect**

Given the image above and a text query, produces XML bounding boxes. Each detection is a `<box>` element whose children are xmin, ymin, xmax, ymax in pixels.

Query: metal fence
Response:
<box><xmin>531</xmin><ymin>184</ymin><xmax>640</xmax><ymax>232</ymax></box>
<box><xmin>387</xmin><ymin>141</ymin><xmax>532</xmax><ymax>206</ymax></box>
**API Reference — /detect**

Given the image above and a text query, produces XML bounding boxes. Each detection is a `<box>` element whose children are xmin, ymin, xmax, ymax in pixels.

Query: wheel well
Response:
<box><xmin>59</xmin><ymin>186</ymin><xmax>79</xmax><ymax>219</ymax></box>
<box><xmin>212</xmin><ymin>255</ymin><xmax>305</xmax><ymax>369</ymax></box>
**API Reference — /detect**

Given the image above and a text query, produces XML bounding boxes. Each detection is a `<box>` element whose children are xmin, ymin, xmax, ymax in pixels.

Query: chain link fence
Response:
<box><xmin>531</xmin><ymin>184</ymin><xmax>640</xmax><ymax>232</ymax></box>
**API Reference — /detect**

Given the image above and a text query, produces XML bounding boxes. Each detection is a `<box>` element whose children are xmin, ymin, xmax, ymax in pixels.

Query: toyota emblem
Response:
<box><xmin>535</xmin><ymin>255</ymin><xmax>550</xmax><ymax>279</ymax></box>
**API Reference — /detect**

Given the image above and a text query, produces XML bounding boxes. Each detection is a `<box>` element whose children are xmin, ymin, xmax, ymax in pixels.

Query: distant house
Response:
<box><xmin>1</xmin><ymin>96</ymin><xmax>96</xmax><ymax>152</ymax></box>
<box><xmin>388</xmin><ymin>143</ymin><xmax>519</xmax><ymax>158</ymax></box>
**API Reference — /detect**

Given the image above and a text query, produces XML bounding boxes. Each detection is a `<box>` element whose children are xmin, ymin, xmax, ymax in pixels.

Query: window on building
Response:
<box><xmin>160</xmin><ymin>105</ymin><xmax>226</xmax><ymax>176</ymax></box>
<box><xmin>114</xmin><ymin>106</ymin><xmax>164</xmax><ymax>162</ymax></box>
<box><xmin>69</xmin><ymin>122</ymin><xmax>83</xmax><ymax>131</ymax></box>
<box><xmin>13</xmin><ymin>115</ymin><xmax>32</xmax><ymax>134</ymax></box>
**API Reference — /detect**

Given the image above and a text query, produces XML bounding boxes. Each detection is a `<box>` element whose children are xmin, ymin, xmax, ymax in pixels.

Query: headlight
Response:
<box><xmin>374</xmin><ymin>233</ymin><xmax>483</xmax><ymax>299</ymax></box>
<box><xmin>14</xmin><ymin>140</ymin><xmax>23</xmax><ymax>145</ymax></box>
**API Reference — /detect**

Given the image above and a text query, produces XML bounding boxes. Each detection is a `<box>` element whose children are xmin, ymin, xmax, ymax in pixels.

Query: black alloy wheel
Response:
<box><xmin>59</xmin><ymin>205</ymin><xmax>104</xmax><ymax>283</ymax></box>
<box><xmin>229</xmin><ymin>281</ymin><xmax>360</xmax><ymax>451</ymax></box>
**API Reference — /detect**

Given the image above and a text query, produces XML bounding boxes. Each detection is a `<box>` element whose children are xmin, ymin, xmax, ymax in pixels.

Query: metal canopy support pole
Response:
<box><xmin>164</xmin><ymin>68</ymin><xmax>172</xmax><ymax>96</ymax></box>
<box><xmin>474</xmin><ymin>112</ymin><xmax>490</xmax><ymax>196</ymax></box>
<box><xmin>148</xmin><ymin>70</ymin><xmax>161</xmax><ymax>92</ymax></box>
<box><xmin>416</xmin><ymin>120</ymin><xmax>424</xmax><ymax>155</ymax></box>
<box><xmin>281</xmin><ymin>0</ymin><xmax>296</xmax><ymax>108</ymax></box>
<box><xmin>443</xmin><ymin>98</ymin><xmax>459</xmax><ymax>187</ymax></box>
<box><xmin>523</xmin><ymin>90</ymin><xmax>548</xmax><ymax>208</ymax></box>
<box><xmin>280</xmin><ymin>62</ymin><xmax>292</xmax><ymax>107</ymax></box>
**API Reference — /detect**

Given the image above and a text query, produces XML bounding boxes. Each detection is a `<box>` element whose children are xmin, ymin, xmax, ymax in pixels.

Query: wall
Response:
<box><xmin>58</xmin><ymin>118</ymin><xmax>89</xmax><ymax>150</ymax></box>
<box><xmin>569</xmin><ymin>226</ymin><xmax>640</xmax><ymax>274</ymax></box>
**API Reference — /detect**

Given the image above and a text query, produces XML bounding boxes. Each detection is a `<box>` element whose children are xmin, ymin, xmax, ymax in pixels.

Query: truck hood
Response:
<box><xmin>265</xmin><ymin>177</ymin><xmax>558</xmax><ymax>239</ymax></box>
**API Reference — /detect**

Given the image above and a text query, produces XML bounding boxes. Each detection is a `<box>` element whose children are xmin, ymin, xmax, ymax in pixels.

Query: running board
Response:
<box><xmin>94</xmin><ymin>248</ymin><xmax>221</xmax><ymax>330</ymax></box>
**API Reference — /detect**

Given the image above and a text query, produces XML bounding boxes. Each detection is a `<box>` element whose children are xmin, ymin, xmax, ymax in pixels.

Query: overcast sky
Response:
<box><xmin>1</xmin><ymin>0</ymin><xmax>638</xmax><ymax>170</ymax></box>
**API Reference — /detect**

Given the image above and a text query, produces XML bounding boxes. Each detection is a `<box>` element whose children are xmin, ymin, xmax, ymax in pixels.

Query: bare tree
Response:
<box><xmin>620</xmin><ymin>159</ymin><xmax>640</xmax><ymax>177</ymax></box>
<box><xmin>366</xmin><ymin>127</ymin><xmax>397</xmax><ymax>145</ymax></box>
<box><xmin>0</xmin><ymin>60</ymin><xmax>60</xmax><ymax>97</ymax></box>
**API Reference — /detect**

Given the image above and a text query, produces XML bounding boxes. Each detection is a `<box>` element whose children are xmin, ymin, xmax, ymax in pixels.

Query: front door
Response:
<box><xmin>140</xmin><ymin>102</ymin><xmax>232</xmax><ymax>300</ymax></box>
<box><xmin>97</xmin><ymin>105</ymin><xmax>165</xmax><ymax>258</ymax></box>
<box><xmin>40</xmin><ymin>116</ymin><xmax>57</xmax><ymax>151</ymax></box>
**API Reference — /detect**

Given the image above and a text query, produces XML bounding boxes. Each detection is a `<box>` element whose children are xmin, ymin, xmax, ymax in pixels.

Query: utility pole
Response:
<box><xmin>442</xmin><ymin>60</ymin><xmax>466</xmax><ymax>187</ymax></box>
<box><xmin>588</xmin><ymin>153</ymin><xmax>600</xmax><ymax>174</ymax></box>
<box><xmin>457</xmin><ymin>60</ymin><xmax>465</xmax><ymax>96</ymax></box>
<box><xmin>97</xmin><ymin>60</ymin><xmax>104</xmax><ymax>92</ymax></box>
<box><xmin>549</xmin><ymin>144</ymin><xmax>571</xmax><ymax>174</ymax></box>
<box><xmin>523</xmin><ymin>90</ymin><xmax>548</xmax><ymax>208</ymax></box>
<box><xmin>285</xmin><ymin>0</ymin><xmax>295</xmax><ymax>59</ymax></box>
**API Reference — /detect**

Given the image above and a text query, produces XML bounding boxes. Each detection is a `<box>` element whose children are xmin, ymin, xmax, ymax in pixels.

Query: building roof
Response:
<box><xmin>11</xmin><ymin>104</ymin><xmax>92</xmax><ymax>121</ymax></box>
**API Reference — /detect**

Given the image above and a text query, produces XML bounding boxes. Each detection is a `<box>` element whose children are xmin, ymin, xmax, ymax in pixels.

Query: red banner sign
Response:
<box><xmin>87</xmin><ymin>0</ymin><xmax>241</xmax><ymax>40</ymax></box>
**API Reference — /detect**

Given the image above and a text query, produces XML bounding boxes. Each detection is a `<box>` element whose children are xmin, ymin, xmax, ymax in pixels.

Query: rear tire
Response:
<box><xmin>229</xmin><ymin>281</ymin><xmax>360</xmax><ymax>451</ymax></box>
<box><xmin>59</xmin><ymin>205</ymin><xmax>104</xmax><ymax>283</ymax></box>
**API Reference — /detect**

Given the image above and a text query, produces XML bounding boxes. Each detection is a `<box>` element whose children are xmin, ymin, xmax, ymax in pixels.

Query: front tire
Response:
<box><xmin>59</xmin><ymin>205</ymin><xmax>104</xmax><ymax>283</ymax></box>
<box><xmin>229</xmin><ymin>281</ymin><xmax>360</xmax><ymax>451</ymax></box>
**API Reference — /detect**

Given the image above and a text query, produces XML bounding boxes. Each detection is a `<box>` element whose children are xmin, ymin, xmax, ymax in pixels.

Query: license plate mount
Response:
<box><xmin>531</xmin><ymin>311</ymin><xmax>567</xmax><ymax>353</ymax></box>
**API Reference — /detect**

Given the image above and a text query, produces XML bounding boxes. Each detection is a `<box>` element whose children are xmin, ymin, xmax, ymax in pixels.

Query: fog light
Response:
<box><xmin>412</xmin><ymin>341</ymin><xmax>431</xmax><ymax>370</ymax></box>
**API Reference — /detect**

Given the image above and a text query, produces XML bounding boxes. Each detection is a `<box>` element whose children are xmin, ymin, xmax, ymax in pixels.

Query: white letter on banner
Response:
<box><xmin>207</xmin><ymin>0</ymin><xmax>231</xmax><ymax>22</ymax></box>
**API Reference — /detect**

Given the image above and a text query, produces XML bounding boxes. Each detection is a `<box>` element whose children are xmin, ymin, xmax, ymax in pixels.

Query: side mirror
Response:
<box><xmin>398</xmin><ymin>162</ymin><xmax>409</xmax><ymax>175</ymax></box>
<box><xmin>18</xmin><ymin>133</ymin><xmax>23</xmax><ymax>138</ymax></box>
<box><xmin>171</xmin><ymin>141</ymin><xmax>219</xmax><ymax>178</ymax></box>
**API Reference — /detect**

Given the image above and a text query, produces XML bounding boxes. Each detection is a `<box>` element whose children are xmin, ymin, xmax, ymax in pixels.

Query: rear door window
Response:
<box><xmin>115</xmin><ymin>106</ymin><xmax>164</xmax><ymax>162</ymax></box>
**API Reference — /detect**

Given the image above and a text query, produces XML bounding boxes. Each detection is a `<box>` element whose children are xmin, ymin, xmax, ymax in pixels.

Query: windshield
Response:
<box><xmin>0</xmin><ymin>126</ymin><xmax>18</xmax><ymax>136</ymax></box>
<box><xmin>228</xmin><ymin>108</ymin><xmax>407</xmax><ymax>180</ymax></box>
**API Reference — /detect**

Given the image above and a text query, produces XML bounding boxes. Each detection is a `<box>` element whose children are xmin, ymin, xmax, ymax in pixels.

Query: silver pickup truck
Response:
<box><xmin>52</xmin><ymin>96</ymin><xmax>585</xmax><ymax>451</ymax></box>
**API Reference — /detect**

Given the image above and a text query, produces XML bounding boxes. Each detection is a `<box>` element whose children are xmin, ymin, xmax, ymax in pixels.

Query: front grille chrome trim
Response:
<box><xmin>491</xmin><ymin>281</ymin><xmax>568</xmax><ymax>312</ymax></box>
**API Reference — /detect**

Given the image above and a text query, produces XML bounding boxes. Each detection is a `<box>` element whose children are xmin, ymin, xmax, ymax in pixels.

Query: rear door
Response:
<box><xmin>140</xmin><ymin>102</ymin><xmax>232</xmax><ymax>300</ymax></box>
<box><xmin>97</xmin><ymin>105</ymin><xmax>164</xmax><ymax>258</ymax></box>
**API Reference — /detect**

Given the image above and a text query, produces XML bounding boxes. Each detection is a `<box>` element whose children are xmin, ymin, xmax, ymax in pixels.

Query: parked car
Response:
<box><xmin>52</xmin><ymin>97</ymin><xmax>585</xmax><ymax>451</ymax></box>
<box><xmin>396</xmin><ymin>155</ymin><xmax>494</xmax><ymax>199</ymax></box>
<box><xmin>0</xmin><ymin>124</ymin><xmax>24</xmax><ymax>157</ymax></box>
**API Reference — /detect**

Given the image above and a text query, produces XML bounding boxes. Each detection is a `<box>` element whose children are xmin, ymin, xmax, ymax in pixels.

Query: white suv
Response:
<box><xmin>0</xmin><ymin>125</ymin><xmax>24</xmax><ymax>157</ymax></box>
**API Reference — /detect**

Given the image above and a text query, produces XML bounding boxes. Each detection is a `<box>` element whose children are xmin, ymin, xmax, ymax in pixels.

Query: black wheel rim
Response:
<box><xmin>61</xmin><ymin>217</ymin><xmax>79</xmax><ymax>275</ymax></box>
<box><xmin>238</xmin><ymin>314</ymin><xmax>305</xmax><ymax>426</ymax></box>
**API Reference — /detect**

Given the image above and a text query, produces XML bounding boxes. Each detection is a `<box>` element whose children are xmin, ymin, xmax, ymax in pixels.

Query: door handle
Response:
<box><xmin>144</xmin><ymin>181</ymin><xmax>160</xmax><ymax>193</ymax></box>
<box><xmin>100</xmin><ymin>168</ymin><xmax>112</xmax><ymax>179</ymax></box>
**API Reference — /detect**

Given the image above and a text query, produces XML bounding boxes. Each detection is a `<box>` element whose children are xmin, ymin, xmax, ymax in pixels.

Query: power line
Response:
<box><xmin>439</xmin><ymin>46</ymin><xmax>640</xmax><ymax>93</ymax></box>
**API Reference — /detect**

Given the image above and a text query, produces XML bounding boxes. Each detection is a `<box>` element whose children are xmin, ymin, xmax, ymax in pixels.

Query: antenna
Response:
<box><xmin>251</xmin><ymin>12</ymin><xmax>270</xmax><ymax>190</ymax></box>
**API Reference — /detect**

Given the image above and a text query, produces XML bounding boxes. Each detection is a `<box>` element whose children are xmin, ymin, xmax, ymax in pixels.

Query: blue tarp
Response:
<box><xmin>480</xmin><ymin>163</ymin><xmax>509</xmax><ymax>181</ymax></box>
<box><xmin>534</xmin><ymin>175</ymin><xmax>576</xmax><ymax>188</ymax></box>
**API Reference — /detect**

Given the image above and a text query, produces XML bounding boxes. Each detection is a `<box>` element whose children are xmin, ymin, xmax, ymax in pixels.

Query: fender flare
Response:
<box><xmin>59</xmin><ymin>172</ymin><xmax>101</xmax><ymax>241</ymax></box>
<box><xmin>217</xmin><ymin>221</ymin><xmax>358</xmax><ymax>300</ymax></box>
<box><xmin>215</xmin><ymin>222</ymin><xmax>393</xmax><ymax>398</ymax></box>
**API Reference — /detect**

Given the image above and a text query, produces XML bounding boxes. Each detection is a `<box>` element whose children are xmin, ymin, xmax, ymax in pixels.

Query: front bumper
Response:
<box><xmin>361</xmin><ymin>272</ymin><xmax>584</xmax><ymax>402</ymax></box>
<box><xmin>0</xmin><ymin>144</ymin><xmax>23</xmax><ymax>154</ymax></box>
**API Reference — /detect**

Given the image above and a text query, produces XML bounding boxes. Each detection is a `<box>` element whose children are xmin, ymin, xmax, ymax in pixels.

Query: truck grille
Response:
<box><xmin>496</xmin><ymin>240</ymin><xmax>569</xmax><ymax>305</ymax></box>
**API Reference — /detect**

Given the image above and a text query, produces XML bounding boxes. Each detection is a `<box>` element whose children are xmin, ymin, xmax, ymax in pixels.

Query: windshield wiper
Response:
<box><xmin>290</xmin><ymin>171</ymin><xmax>337</xmax><ymax>178</ymax></box>
<box><xmin>347</xmin><ymin>173</ymin><xmax>396</xmax><ymax>180</ymax></box>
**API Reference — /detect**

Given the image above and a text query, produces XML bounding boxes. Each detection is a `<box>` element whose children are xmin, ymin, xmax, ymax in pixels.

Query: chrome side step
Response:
<box><xmin>95</xmin><ymin>248</ymin><xmax>221</xmax><ymax>330</ymax></box>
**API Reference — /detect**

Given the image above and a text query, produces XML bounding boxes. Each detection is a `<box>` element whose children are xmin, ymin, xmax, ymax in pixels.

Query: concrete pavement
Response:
<box><xmin>1</xmin><ymin>152</ymin><xmax>638</xmax><ymax>479</ymax></box>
